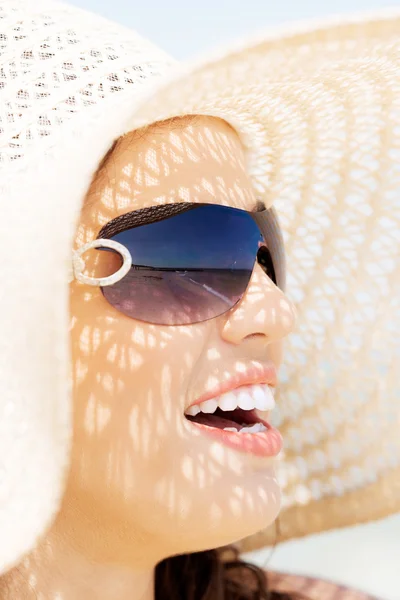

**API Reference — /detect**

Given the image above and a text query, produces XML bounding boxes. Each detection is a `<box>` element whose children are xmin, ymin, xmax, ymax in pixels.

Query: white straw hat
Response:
<box><xmin>0</xmin><ymin>0</ymin><xmax>399</xmax><ymax>574</ymax></box>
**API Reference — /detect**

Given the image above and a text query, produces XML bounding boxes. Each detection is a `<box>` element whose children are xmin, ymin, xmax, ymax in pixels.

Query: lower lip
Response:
<box><xmin>188</xmin><ymin>417</ymin><xmax>283</xmax><ymax>458</ymax></box>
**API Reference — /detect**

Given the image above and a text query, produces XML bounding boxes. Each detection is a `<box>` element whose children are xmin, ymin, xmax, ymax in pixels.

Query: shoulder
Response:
<box><xmin>266</xmin><ymin>570</ymin><xmax>380</xmax><ymax>600</ymax></box>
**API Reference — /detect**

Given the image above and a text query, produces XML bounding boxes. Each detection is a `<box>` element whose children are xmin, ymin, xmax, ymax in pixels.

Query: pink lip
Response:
<box><xmin>185</xmin><ymin>362</ymin><xmax>282</xmax><ymax>458</ymax></box>
<box><xmin>188</xmin><ymin>363</ymin><xmax>278</xmax><ymax>409</ymax></box>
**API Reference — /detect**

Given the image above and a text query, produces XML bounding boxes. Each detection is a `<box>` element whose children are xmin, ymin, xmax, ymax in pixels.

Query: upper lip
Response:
<box><xmin>186</xmin><ymin>362</ymin><xmax>277</xmax><ymax>411</ymax></box>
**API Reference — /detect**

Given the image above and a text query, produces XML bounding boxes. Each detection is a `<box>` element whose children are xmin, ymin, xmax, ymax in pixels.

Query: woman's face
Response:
<box><xmin>68</xmin><ymin>116</ymin><xmax>296</xmax><ymax>564</ymax></box>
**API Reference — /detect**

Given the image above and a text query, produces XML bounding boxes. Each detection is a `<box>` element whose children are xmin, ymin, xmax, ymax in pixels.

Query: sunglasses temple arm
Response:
<box><xmin>67</xmin><ymin>238</ymin><xmax>133</xmax><ymax>287</ymax></box>
<box><xmin>253</xmin><ymin>208</ymin><xmax>287</xmax><ymax>292</ymax></box>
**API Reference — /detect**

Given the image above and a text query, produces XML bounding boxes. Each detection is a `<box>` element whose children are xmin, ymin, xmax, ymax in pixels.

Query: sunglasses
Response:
<box><xmin>70</xmin><ymin>203</ymin><xmax>286</xmax><ymax>326</ymax></box>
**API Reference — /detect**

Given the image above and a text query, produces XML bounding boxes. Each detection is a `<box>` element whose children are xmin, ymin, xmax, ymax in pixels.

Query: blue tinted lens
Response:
<box><xmin>100</xmin><ymin>204</ymin><xmax>264</xmax><ymax>325</ymax></box>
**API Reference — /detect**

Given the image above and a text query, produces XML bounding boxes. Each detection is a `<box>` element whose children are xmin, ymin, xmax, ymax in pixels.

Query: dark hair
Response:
<box><xmin>155</xmin><ymin>545</ymin><xmax>306</xmax><ymax>600</ymax></box>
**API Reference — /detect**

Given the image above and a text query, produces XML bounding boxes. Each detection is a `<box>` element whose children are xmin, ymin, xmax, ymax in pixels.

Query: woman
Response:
<box><xmin>0</xmin><ymin>1</ymin><xmax>399</xmax><ymax>598</ymax></box>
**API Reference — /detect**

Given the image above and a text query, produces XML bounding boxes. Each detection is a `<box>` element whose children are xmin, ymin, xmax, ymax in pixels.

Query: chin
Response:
<box><xmin>166</xmin><ymin>483</ymin><xmax>281</xmax><ymax>556</ymax></box>
<box><xmin>170</xmin><ymin>517</ymin><xmax>279</xmax><ymax>557</ymax></box>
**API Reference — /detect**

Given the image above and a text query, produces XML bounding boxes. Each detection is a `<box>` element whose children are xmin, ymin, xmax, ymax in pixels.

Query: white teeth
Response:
<box><xmin>253</xmin><ymin>385</ymin><xmax>266</xmax><ymax>408</ymax></box>
<box><xmin>237</xmin><ymin>391</ymin><xmax>255</xmax><ymax>410</ymax></box>
<box><xmin>237</xmin><ymin>391</ymin><xmax>254</xmax><ymax>410</ymax></box>
<box><xmin>198</xmin><ymin>399</ymin><xmax>218</xmax><ymax>414</ymax></box>
<box><xmin>218</xmin><ymin>391</ymin><xmax>237</xmax><ymax>411</ymax></box>
<box><xmin>253</xmin><ymin>385</ymin><xmax>275</xmax><ymax>411</ymax></box>
<box><xmin>186</xmin><ymin>383</ymin><xmax>276</xmax><ymax>416</ymax></box>
<box><xmin>186</xmin><ymin>404</ymin><xmax>201</xmax><ymax>416</ymax></box>
<box><xmin>239</xmin><ymin>423</ymin><xmax>267</xmax><ymax>434</ymax></box>
<box><xmin>223</xmin><ymin>423</ymin><xmax>267</xmax><ymax>434</ymax></box>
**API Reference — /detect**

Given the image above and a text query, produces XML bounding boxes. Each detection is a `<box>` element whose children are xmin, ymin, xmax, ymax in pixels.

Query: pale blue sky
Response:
<box><xmin>69</xmin><ymin>0</ymin><xmax>400</xmax><ymax>58</ymax></box>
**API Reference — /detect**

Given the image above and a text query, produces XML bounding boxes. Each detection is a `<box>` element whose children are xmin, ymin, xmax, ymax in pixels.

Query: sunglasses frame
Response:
<box><xmin>69</xmin><ymin>238</ymin><xmax>132</xmax><ymax>286</ymax></box>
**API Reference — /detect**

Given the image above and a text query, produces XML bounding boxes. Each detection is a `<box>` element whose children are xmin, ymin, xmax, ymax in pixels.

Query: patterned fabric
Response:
<box><xmin>0</xmin><ymin>0</ymin><xmax>399</xmax><ymax>573</ymax></box>
<box><xmin>267</xmin><ymin>571</ymin><xmax>380</xmax><ymax>600</ymax></box>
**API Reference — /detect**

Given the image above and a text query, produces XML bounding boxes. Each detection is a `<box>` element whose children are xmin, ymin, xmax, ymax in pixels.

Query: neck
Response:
<box><xmin>1</xmin><ymin>547</ymin><xmax>155</xmax><ymax>600</ymax></box>
<box><xmin>0</xmin><ymin>492</ymin><xmax>157</xmax><ymax>600</ymax></box>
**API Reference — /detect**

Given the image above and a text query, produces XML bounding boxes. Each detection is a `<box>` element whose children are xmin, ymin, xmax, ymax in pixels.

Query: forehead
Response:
<box><xmin>78</xmin><ymin>115</ymin><xmax>257</xmax><ymax>244</ymax></box>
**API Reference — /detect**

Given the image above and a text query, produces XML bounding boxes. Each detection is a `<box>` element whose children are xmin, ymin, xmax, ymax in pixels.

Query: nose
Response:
<box><xmin>218</xmin><ymin>264</ymin><xmax>297</xmax><ymax>345</ymax></box>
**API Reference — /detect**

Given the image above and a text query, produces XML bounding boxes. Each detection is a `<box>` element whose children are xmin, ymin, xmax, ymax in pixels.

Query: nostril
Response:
<box><xmin>244</xmin><ymin>333</ymin><xmax>267</xmax><ymax>341</ymax></box>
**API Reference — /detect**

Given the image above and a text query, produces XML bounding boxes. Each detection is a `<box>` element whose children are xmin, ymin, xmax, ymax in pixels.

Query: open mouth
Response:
<box><xmin>184</xmin><ymin>383</ymin><xmax>275</xmax><ymax>434</ymax></box>
<box><xmin>186</xmin><ymin>406</ymin><xmax>266</xmax><ymax>433</ymax></box>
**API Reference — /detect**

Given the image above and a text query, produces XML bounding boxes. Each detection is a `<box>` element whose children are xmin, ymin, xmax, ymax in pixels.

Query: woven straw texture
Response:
<box><xmin>0</xmin><ymin>0</ymin><xmax>399</xmax><ymax>571</ymax></box>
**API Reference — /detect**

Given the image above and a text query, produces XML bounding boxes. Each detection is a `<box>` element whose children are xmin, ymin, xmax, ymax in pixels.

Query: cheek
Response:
<box><xmin>69</xmin><ymin>285</ymin><xmax>209</xmax><ymax>494</ymax></box>
<box><xmin>269</xmin><ymin>340</ymin><xmax>284</xmax><ymax>372</ymax></box>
